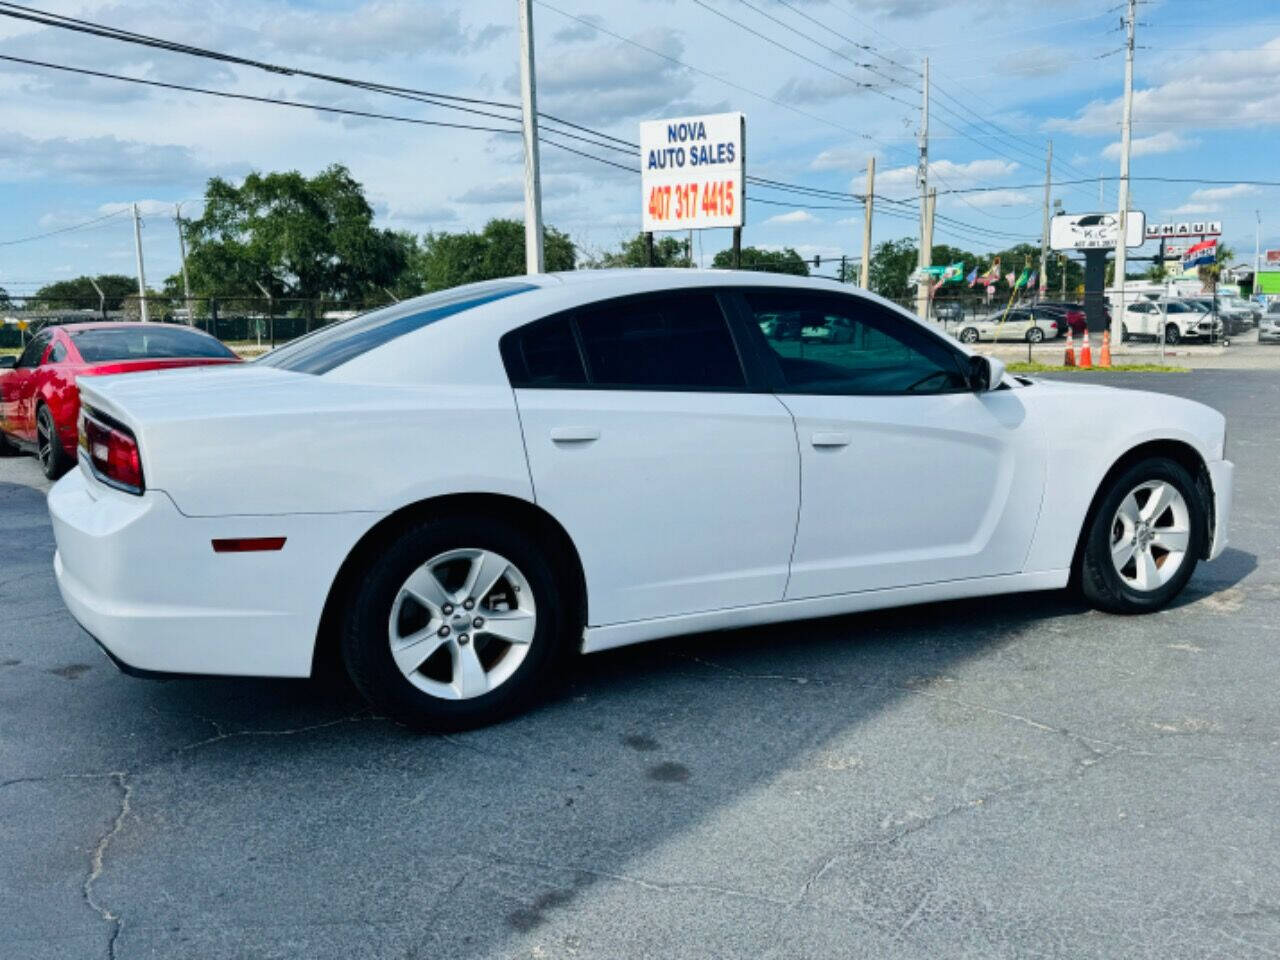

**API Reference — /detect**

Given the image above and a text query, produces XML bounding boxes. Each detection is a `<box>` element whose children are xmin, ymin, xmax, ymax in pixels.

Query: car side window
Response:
<box><xmin>503</xmin><ymin>292</ymin><xmax>747</xmax><ymax>391</ymax></box>
<box><xmin>45</xmin><ymin>340</ymin><xmax>67</xmax><ymax>364</ymax></box>
<box><xmin>745</xmin><ymin>290</ymin><xmax>970</xmax><ymax>396</ymax></box>
<box><xmin>15</xmin><ymin>331</ymin><xmax>51</xmax><ymax>368</ymax></box>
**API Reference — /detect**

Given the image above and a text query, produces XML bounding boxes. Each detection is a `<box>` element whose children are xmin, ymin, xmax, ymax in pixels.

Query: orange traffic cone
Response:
<box><xmin>1100</xmin><ymin>330</ymin><xmax>1112</xmax><ymax>368</ymax></box>
<box><xmin>1079</xmin><ymin>333</ymin><xmax>1093</xmax><ymax>369</ymax></box>
<box><xmin>1063</xmin><ymin>329</ymin><xmax>1076</xmax><ymax>367</ymax></box>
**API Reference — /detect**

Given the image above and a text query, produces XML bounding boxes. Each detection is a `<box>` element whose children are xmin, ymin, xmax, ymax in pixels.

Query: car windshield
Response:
<box><xmin>256</xmin><ymin>279</ymin><xmax>537</xmax><ymax>375</ymax></box>
<box><xmin>70</xmin><ymin>326</ymin><xmax>237</xmax><ymax>361</ymax></box>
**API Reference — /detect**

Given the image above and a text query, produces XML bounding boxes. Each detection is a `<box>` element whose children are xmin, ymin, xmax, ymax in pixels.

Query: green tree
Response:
<box><xmin>585</xmin><ymin>233</ymin><xmax>691</xmax><ymax>268</ymax></box>
<box><xmin>1199</xmin><ymin>243</ymin><xmax>1235</xmax><ymax>292</ymax></box>
<box><xmin>179</xmin><ymin>165</ymin><xmax>408</xmax><ymax>300</ymax></box>
<box><xmin>868</xmin><ymin>239</ymin><xmax>919</xmax><ymax>300</ymax></box>
<box><xmin>0</xmin><ymin>286</ymin><xmax>10</xmax><ymax>310</ymax></box>
<box><xmin>415</xmin><ymin>218</ymin><xmax>575</xmax><ymax>291</ymax></box>
<box><xmin>33</xmin><ymin>275</ymin><xmax>136</xmax><ymax>310</ymax></box>
<box><xmin>711</xmin><ymin>245</ymin><xmax>809</xmax><ymax>275</ymax></box>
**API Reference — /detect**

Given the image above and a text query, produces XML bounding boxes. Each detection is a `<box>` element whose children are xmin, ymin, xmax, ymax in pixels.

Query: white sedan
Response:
<box><xmin>954</xmin><ymin>308</ymin><xmax>1060</xmax><ymax>344</ymax></box>
<box><xmin>48</xmin><ymin>271</ymin><xmax>1234</xmax><ymax>729</ymax></box>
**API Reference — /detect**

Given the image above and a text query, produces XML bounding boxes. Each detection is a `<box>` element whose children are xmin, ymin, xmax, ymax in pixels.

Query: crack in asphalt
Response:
<box><xmin>173</xmin><ymin>712</ymin><xmax>380</xmax><ymax>753</ymax></box>
<box><xmin>82</xmin><ymin>771</ymin><xmax>131</xmax><ymax>960</ymax></box>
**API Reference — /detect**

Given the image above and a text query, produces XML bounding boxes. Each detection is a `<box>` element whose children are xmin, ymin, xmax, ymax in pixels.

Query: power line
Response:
<box><xmin>0</xmin><ymin>209</ymin><xmax>130</xmax><ymax>247</ymax></box>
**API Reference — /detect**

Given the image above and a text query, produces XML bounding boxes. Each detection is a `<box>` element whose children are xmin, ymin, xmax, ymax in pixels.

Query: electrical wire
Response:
<box><xmin>0</xmin><ymin>209</ymin><xmax>130</xmax><ymax>247</ymax></box>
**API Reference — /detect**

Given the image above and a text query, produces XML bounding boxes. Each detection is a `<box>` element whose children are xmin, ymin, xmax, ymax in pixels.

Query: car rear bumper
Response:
<box><xmin>48</xmin><ymin>466</ymin><xmax>380</xmax><ymax>678</ymax></box>
<box><xmin>1207</xmin><ymin>458</ymin><xmax>1233</xmax><ymax>561</ymax></box>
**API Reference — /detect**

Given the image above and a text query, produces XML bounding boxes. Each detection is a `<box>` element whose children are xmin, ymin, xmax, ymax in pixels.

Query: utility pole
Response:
<box><xmin>174</xmin><ymin>203</ymin><xmax>193</xmax><ymax>324</ymax></box>
<box><xmin>1111</xmin><ymin>0</ymin><xmax>1137</xmax><ymax>348</ymax></box>
<box><xmin>517</xmin><ymin>0</ymin><xmax>545</xmax><ymax>274</ymax></box>
<box><xmin>915</xmin><ymin>56</ymin><xmax>930</xmax><ymax>320</ymax></box>
<box><xmin>1039</xmin><ymin>140</ymin><xmax>1052</xmax><ymax>301</ymax></box>
<box><xmin>860</xmin><ymin>156</ymin><xmax>875</xmax><ymax>289</ymax></box>
<box><xmin>131</xmin><ymin>202</ymin><xmax>149</xmax><ymax>322</ymax></box>
<box><xmin>1256</xmin><ymin>209</ymin><xmax>1262</xmax><ymax>282</ymax></box>
<box><xmin>88</xmin><ymin>276</ymin><xmax>106</xmax><ymax>321</ymax></box>
<box><xmin>922</xmin><ymin>187</ymin><xmax>936</xmax><ymax>319</ymax></box>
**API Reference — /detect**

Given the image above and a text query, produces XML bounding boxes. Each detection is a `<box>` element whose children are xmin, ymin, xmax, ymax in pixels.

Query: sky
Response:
<box><xmin>3</xmin><ymin>0</ymin><xmax>1280</xmax><ymax>296</ymax></box>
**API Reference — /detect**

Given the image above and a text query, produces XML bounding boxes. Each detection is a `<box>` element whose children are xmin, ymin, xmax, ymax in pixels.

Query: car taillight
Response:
<box><xmin>80</xmin><ymin>410</ymin><xmax>144</xmax><ymax>494</ymax></box>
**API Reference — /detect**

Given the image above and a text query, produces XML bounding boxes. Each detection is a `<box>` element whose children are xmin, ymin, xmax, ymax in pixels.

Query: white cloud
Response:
<box><xmin>1049</xmin><ymin>36</ymin><xmax>1280</xmax><ymax>135</ymax></box>
<box><xmin>1166</xmin><ymin>183</ymin><xmax>1258</xmax><ymax>215</ymax></box>
<box><xmin>0</xmin><ymin>133</ymin><xmax>227</xmax><ymax>186</ymax></box>
<box><xmin>765</xmin><ymin>210</ymin><xmax>818</xmax><ymax>224</ymax></box>
<box><xmin>263</xmin><ymin>2</ymin><xmax>506</xmax><ymax>61</ymax></box>
<box><xmin>1101</xmin><ymin>131</ymin><xmax>1196</xmax><ymax>161</ymax></box>
<box><xmin>872</xmin><ymin>158</ymin><xmax>1020</xmax><ymax>195</ymax></box>
<box><xmin>956</xmin><ymin>189</ymin><xmax>1037</xmax><ymax>208</ymax></box>
<box><xmin>810</xmin><ymin>147</ymin><xmax>869</xmax><ymax>172</ymax></box>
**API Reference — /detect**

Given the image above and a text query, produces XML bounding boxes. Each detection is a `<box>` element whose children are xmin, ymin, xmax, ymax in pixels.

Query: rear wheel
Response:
<box><xmin>1079</xmin><ymin>457</ymin><xmax>1205</xmax><ymax>614</ymax></box>
<box><xmin>340</xmin><ymin>514</ymin><xmax>576</xmax><ymax>730</ymax></box>
<box><xmin>1025</xmin><ymin>327</ymin><xmax>1045</xmax><ymax>343</ymax></box>
<box><xmin>958</xmin><ymin>327</ymin><xmax>979</xmax><ymax>344</ymax></box>
<box><xmin>1164</xmin><ymin>324</ymin><xmax>1181</xmax><ymax>346</ymax></box>
<box><xmin>36</xmin><ymin>405</ymin><xmax>71</xmax><ymax>479</ymax></box>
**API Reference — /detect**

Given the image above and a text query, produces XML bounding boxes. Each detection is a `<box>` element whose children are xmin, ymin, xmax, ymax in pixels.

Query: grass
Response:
<box><xmin>1007</xmin><ymin>361</ymin><xmax>1188</xmax><ymax>374</ymax></box>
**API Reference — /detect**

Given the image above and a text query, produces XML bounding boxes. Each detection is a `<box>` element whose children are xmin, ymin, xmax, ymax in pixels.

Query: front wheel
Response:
<box><xmin>1079</xmin><ymin>457</ymin><xmax>1205</xmax><ymax>614</ymax></box>
<box><xmin>340</xmin><ymin>514</ymin><xmax>576</xmax><ymax>730</ymax></box>
<box><xmin>1164</xmin><ymin>324</ymin><xmax>1181</xmax><ymax>346</ymax></box>
<box><xmin>36</xmin><ymin>405</ymin><xmax>72</xmax><ymax>479</ymax></box>
<box><xmin>1025</xmin><ymin>327</ymin><xmax>1045</xmax><ymax>343</ymax></box>
<box><xmin>958</xmin><ymin>327</ymin><xmax>979</xmax><ymax>344</ymax></box>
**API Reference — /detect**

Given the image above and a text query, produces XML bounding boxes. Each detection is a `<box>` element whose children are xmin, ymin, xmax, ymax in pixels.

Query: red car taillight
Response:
<box><xmin>80</xmin><ymin>410</ymin><xmax>144</xmax><ymax>494</ymax></box>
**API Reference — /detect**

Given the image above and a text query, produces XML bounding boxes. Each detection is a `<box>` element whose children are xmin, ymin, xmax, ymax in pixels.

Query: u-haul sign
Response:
<box><xmin>640</xmin><ymin>112</ymin><xmax>744</xmax><ymax>232</ymax></box>
<box><xmin>1145</xmin><ymin>220</ymin><xmax>1222</xmax><ymax>239</ymax></box>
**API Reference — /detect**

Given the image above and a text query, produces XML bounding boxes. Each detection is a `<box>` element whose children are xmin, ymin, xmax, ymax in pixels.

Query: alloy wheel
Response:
<box><xmin>36</xmin><ymin>409</ymin><xmax>53</xmax><ymax>470</ymax></box>
<box><xmin>1109</xmin><ymin>480</ymin><xmax>1191</xmax><ymax>592</ymax></box>
<box><xmin>386</xmin><ymin>548</ymin><xmax>537</xmax><ymax>700</ymax></box>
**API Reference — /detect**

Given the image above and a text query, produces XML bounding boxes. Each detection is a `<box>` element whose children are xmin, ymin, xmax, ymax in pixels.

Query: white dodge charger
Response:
<box><xmin>49</xmin><ymin>270</ymin><xmax>1234</xmax><ymax>729</ymax></box>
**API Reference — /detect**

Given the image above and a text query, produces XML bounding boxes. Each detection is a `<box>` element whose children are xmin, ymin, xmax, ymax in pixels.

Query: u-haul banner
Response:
<box><xmin>640</xmin><ymin>112</ymin><xmax>744</xmax><ymax>232</ymax></box>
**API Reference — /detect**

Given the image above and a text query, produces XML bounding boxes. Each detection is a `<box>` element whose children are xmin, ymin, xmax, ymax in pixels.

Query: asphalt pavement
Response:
<box><xmin>3</xmin><ymin>370</ymin><xmax>1278</xmax><ymax>959</ymax></box>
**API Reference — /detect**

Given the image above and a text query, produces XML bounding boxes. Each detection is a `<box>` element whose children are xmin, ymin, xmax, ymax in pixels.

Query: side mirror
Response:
<box><xmin>968</xmin><ymin>354</ymin><xmax>1006</xmax><ymax>392</ymax></box>
<box><xmin>0</xmin><ymin>355</ymin><xmax>15</xmax><ymax>370</ymax></box>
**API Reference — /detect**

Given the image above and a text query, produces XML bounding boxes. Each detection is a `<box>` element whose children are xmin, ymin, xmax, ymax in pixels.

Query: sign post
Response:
<box><xmin>641</xmin><ymin>113</ymin><xmax>745</xmax><ymax>241</ymax></box>
<box><xmin>1050</xmin><ymin>211</ymin><xmax>1147</xmax><ymax>346</ymax></box>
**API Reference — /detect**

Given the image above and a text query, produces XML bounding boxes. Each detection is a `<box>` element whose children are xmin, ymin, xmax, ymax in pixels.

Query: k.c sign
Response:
<box><xmin>640</xmin><ymin>112</ymin><xmax>745</xmax><ymax>232</ymax></box>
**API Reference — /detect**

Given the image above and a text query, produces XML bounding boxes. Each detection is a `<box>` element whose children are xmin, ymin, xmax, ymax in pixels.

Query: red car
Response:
<box><xmin>0</xmin><ymin>322</ymin><xmax>240</xmax><ymax>479</ymax></box>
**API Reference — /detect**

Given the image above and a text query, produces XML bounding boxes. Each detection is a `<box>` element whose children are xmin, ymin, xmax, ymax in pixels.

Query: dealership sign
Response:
<box><xmin>1145</xmin><ymin>220</ymin><xmax>1222</xmax><ymax>239</ymax></box>
<box><xmin>1049</xmin><ymin>211</ymin><xmax>1146</xmax><ymax>250</ymax></box>
<box><xmin>640</xmin><ymin>112</ymin><xmax>744</xmax><ymax>232</ymax></box>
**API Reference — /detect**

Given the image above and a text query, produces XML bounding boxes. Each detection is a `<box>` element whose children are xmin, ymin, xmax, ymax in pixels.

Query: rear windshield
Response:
<box><xmin>257</xmin><ymin>280</ymin><xmax>537</xmax><ymax>375</ymax></box>
<box><xmin>71</xmin><ymin>326</ymin><xmax>237</xmax><ymax>361</ymax></box>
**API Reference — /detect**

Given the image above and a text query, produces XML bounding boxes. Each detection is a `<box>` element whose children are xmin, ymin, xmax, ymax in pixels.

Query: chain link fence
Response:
<box><xmin>1</xmin><ymin>295</ymin><xmax>397</xmax><ymax>352</ymax></box>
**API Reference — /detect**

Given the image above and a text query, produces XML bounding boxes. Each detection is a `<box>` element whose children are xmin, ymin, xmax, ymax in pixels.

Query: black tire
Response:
<box><xmin>36</xmin><ymin>405</ymin><xmax>72</xmax><ymax>479</ymax></box>
<box><xmin>959</xmin><ymin>327</ymin><xmax>979</xmax><ymax>344</ymax></box>
<box><xmin>1079</xmin><ymin>457</ymin><xmax>1206</xmax><ymax>614</ymax></box>
<box><xmin>0</xmin><ymin>431</ymin><xmax>18</xmax><ymax>457</ymax></box>
<box><xmin>1164</xmin><ymin>324</ymin><xmax>1181</xmax><ymax>347</ymax></box>
<box><xmin>1121</xmin><ymin>323</ymin><xmax>1130</xmax><ymax>343</ymax></box>
<box><xmin>340</xmin><ymin>513</ymin><xmax>576</xmax><ymax>731</ymax></box>
<box><xmin>1026</xmin><ymin>327</ymin><xmax>1045</xmax><ymax>343</ymax></box>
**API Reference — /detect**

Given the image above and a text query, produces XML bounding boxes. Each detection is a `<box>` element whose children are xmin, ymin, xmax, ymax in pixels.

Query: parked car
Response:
<box><xmin>48</xmin><ymin>271</ymin><xmax>1232</xmax><ymax>730</ymax></box>
<box><xmin>1224</xmin><ymin>296</ymin><xmax>1262</xmax><ymax>325</ymax></box>
<box><xmin>1032</xmin><ymin>301</ymin><xmax>1110</xmax><ymax>337</ymax></box>
<box><xmin>1185</xmin><ymin>297</ymin><xmax>1251</xmax><ymax>337</ymax></box>
<box><xmin>954</xmin><ymin>308</ymin><xmax>1059</xmax><ymax>343</ymax></box>
<box><xmin>0</xmin><ymin>322</ymin><xmax>240</xmax><ymax>479</ymax></box>
<box><xmin>1120</xmin><ymin>299</ymin><xmax>1221</xmax><ymax>345</ymax></box>
<box><xmin>932</xmin><ymin>301</ymin><xmax>964</xmax><ymax>323</ymax></box>
<box><xmin>1260</xmin><ymin>312</ymin><xmax>1280</xmax><ymax>343</ymax></box>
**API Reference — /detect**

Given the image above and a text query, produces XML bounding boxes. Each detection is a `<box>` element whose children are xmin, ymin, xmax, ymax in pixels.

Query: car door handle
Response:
<box><xmin>811</xmin><ymin>432</ymin><xmax>851</xmax><ymax>448</ymax></box>
<box><xmin>550</xmin><ymin>426</ymin><xmax>600</xmax><ymax>443</ymax></box>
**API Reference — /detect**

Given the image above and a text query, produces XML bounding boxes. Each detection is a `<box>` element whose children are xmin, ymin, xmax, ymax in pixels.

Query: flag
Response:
<box><xmin>941</xmin><ymin>262</ymin><xmax>964</xmax><ymax>284</ymax></box>
<box><xmin>966</xmin><ymin>267</ymin><xmax>978</xmax><ymax>287</ymax></box>
<box><xmin>1004</xmin><ymin>272</ymin><xmax>1016</xmax><ymax>287</ymax></box>
<box><xmin>1027</xmin><ymin>270</ymin><xmax>1038</xmax><ymax>288</ymax></box>
<box><xmin>1014</xmin><ymin>268</ymin><xmax>1030</xmax><ymax>289</ymax></box>
<box><xmin>1183</xmin><ymin>239</ymin><xmax>1217</xmax><ymax>270</ymax></box>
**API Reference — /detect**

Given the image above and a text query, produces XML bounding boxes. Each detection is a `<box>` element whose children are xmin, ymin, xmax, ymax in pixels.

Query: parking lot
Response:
<box><xmin>3</xmin><ymin>370</ymin><xmax>1278</xmax><ymax>959</ymax></box>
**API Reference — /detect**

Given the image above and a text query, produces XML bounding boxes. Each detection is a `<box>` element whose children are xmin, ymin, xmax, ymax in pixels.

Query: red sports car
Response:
<box><xmin>0</xmin><ymin>322</ymin><xmax>240</xmax><ymax>479</ymax></box>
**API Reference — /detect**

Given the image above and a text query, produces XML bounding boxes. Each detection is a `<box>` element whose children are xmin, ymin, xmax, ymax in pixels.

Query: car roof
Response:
<box><xmin>50</xmin><ymin>321</ymin><xmax>218</xmax><ymax>334</ymax></box>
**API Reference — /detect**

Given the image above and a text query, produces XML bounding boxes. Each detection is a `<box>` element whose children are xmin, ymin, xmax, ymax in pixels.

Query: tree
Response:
<box><xmin>33</xmin><ymin>275</ymin><xmax>136</xmax><ymax>310</ymax></box>
<box><xmin>0</xmin><ymin>286</ymin><xmax>10</xmax><ymax>310</ymax></box>
<box><xmin>868</xmin><ymin>239</ymin><xmax>919</xmax><ymax>300</ymax></box>
<box><xmin>1199</xmin><ymin>243</ymin><xmax>1235</xmax><ymax>292</ymax></box>
<box><xmin>711</xmin><ymin>245</ymin><xmax>809</xmax><ymax>276</ymax></box>
<box><xmin>179</xmin><ymin>165</ymin><xmax>408</xmax><ymax>300</ymax></box>
<box><xmin>414</xmin><ymin>219</ymin><xmax>575</xmax><ymax>291</ymax></box>
<box><xmin>584</xmin><ymin>233</ymin><xmax>691</xmax><ymax>268</ymax></box>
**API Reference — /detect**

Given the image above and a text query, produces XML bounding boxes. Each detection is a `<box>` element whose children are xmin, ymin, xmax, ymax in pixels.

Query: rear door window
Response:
<box><xmin>502</xmin><ymin>291</ymin><xmax>747</xmax><ymax>391</ymax></box>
